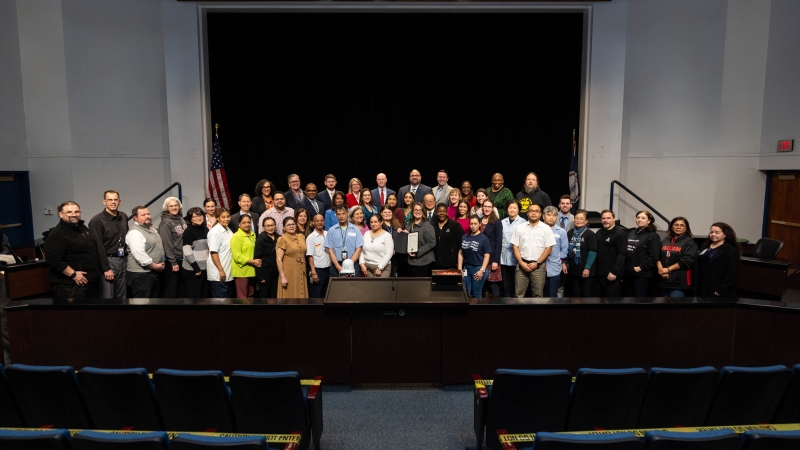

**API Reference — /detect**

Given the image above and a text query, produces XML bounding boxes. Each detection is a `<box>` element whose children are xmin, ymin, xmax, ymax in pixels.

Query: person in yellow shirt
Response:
<box><xmin>230</xmin><ymin>215</ymin><xmax>261</xmax><ymax>298</ymax></box>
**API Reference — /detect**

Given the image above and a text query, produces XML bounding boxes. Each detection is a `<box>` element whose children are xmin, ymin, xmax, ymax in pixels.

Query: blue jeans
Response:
<box><xmin>463</xmin><ymin>265</ymin><xmax>488</xmax><ymax>298</ymax></box>
<box><xmin>662</xmin><ymin>288</ymin><xmax>685</xmax><ymax>298</ymax></box>
<box><xmin>545</xmin><ymin>275</ymin><xmax>560</xmax><ymax>298</ymax></box>
<box><xmin>209</xmin><ymin>280</ymin><xmax>232</xmax><ymax>298</ymax></box>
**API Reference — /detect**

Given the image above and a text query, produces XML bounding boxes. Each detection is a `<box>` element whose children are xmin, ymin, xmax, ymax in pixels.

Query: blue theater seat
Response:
<box><xmin>170</xmin><ymin>433</ymin><xmax>269</xmax><ymax>450</ymax></box>
<box><xmin>0</xmin><ymin>428</ymin><xmax>71</xmax><ymax>450</ymax></box>
<box><xmin>153</xmin><ymin>368</ymin><xmax>234</xmax><ymax>432</ymax></box>
<box><xmin>636</xmin><ymin>367</ymin><xmax>718</xmax><ymax>428</ymax></box>
<box><xmin>740</xmin><ymin>430</ymin><xmax>800</xmax><ymax>450</ymax></box>
<box><xmin>4</xmin><ymin>364</ymin><xmax>93</xmax><ymax>428</ymax></box>
<box><xmin>77</xmin><ymin>367</ymin><xmax>164</xmax><ymax>430</ymax></box>
<box><xmin>229</xmin><ymin>371</ymin><xmax>321</xmax><ymax>450</ymax></box>
<box><xmin>0</xmin><ymin>365</ymin><xmax>24</xmax><ymax>427</ymax></box>
<box><xmin>642</xmin><ymin>430</ymin><xmax>740</xmax><ymax>450</ymax></box>
<box><xmin>476</xmin><ymin>369</ymin><xmax>572</xmax><ymax>450</ymax></box>
<box><xmin>772</xmin><ymin>364</ymin><xmax>800</xmax><ymax>424</ymax></box>
<box><xmin>704</xmin><ymin>365</ymin><xmax>790</xmax><ymax>426</ymax></box>
<box><xmin>71</xmin><ymin>430</ymin><xmax>170</xmax><ymax>450</ymax></box>
<box><xmin>566</xmin><ymin>368</ymin><xmax>647</xmax><ymax>432</ymax></box>
<box><xmin>531</xmin><ymin>432</ymin><xmax>642</xmax><ymax>450</ymax></box>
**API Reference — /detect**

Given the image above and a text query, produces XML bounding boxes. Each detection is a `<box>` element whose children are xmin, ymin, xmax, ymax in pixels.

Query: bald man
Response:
<box><xmin>397</xmin><ymin>169</ymin><xmax>432</xmax><ymax>203</ymax></box>
<box><xmin>371</xmin><ymin>173</ymin><xmax>396</xmax><ymax>207</ymax></box>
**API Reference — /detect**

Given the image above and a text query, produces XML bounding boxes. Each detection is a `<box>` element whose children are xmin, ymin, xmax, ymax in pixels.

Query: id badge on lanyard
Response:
<box><xmin>117</xmin><ymin>237</ymin><xmax>125</xmax><ymax>256</ymax></box>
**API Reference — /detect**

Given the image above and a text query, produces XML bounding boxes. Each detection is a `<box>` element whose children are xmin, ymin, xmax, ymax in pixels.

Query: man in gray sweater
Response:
<box><xmin>125</xmin><ymin>206</ymin><xmax>165</xmax><ymax>298</ymax></box>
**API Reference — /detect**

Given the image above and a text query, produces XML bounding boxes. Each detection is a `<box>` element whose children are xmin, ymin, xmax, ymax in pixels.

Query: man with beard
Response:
<box><xmin>515</xmin><ymin>172</ymin><xmax>552</xmax><ymax>213</ymax></box>
<box><xmin>44</xmin><ymin>201</ymin><xmax>102</xmax><ymax>298</ymax></box>
<box><xmin>125</xmin><ymin>206</ymin><xmax>166</xmax><ymax>297</ymax></box>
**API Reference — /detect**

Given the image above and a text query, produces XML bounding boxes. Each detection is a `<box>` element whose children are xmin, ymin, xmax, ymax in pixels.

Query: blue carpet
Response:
<box><xmin>319</xmin><ymin>388</ymin><xmax>474</xmax><ymax>450</ymax></box>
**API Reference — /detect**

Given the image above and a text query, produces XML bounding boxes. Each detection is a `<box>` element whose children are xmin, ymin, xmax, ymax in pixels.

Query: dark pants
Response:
<box><xmin>623</xmin><ymin>276</ymin><xmax>651</xmax><ymax>297</ymax></box>
<box><xmin>394</xmin><ymin>254</ymin><xmax>410</xmax><ymax>277</ymax></box>
<box><xmin>257</xmin><ymin>269</ymin><xmax>279</xmax><ymax>298</ymax></box>
<box><xmin>501</xmin><ymin>265</ymin><xmax>516</xmax><ymax>297</ymax></box>
<box><xmin>127</xmin><ymin>272</ymin><xmax>159</xmax><ymax>298</ymax></box>
<box><xmin>182</xmin><ymin>269</ymin><xmax>209</xmax><ymax>298</ymax></box>
<box><xmin>161</xmin><ymin>266</ymin><xmax>184</xmax><ymax>298</ymax></box>
<box><xmin>99</xmin><ymin>256</ymin><xmax>127</xmax><ymax>299</ymax></box>
<box><xmin>329</xmin><ymin>262</ymin><xmax>362</xmax><ymax>278</ymax></box>
<box><xmin>594</xmin><ymin>276</ymin><xmax>622</xmax><ymax>297</ymax></box>
<box><xmin>545</xmin><ymin>275</ymin><xmax>560</xmax><ymax>298</ymax></box>
<box><xmin>407</xmin><ymin>263</ymin><xmax>432</xmax><ymax>277</ymax></box>
<box><xmin>308</xmin><ymin>267</ymin><xmax>331</xmax><ymax>298</ymax></box>
<box><xmin>52</xmin><ymin>282</ymin><xmax>100</xmax><ymax>299</ymax></box>
<box><xmin>209</xmin><ymin>280</ymin><xmax>233</xmax><ymax>298</ymax></box>
<box><xmin>569</xmin><ymin>274</ymin><xmax>594</xmax><ymax>297</ymax></box>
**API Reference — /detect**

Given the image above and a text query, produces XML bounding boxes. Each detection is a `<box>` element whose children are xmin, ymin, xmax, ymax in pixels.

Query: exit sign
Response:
<box><xmin>778</xmin><ymin>140</ymin><xmax>794</xmax><ymax>152</ymax></box>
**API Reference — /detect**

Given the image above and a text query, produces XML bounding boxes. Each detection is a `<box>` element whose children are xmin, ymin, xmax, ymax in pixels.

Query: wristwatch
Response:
<box><xmin>70</xmin><ymin>272</ymin><xmax>77</xmax><ymax>279</ymax></box>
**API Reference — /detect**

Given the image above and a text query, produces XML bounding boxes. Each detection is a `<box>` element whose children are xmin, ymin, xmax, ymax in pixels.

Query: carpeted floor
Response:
<box><xmin>318</xmin><ymin>388</ymin><xmax>475</xmax><ymax>450</ymax></box>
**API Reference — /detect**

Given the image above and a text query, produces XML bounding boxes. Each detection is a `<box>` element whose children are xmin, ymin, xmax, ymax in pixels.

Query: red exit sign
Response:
<box><xmin>778</xmin><ymin>140</ymin><xmax>794</xmax><ymax>152</ymax></box>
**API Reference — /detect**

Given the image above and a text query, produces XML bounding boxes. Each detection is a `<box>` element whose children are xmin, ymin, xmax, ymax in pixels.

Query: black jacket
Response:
<box><xmin>658</xmin><ymin>233</ymin><xmax>698</xmax><ymax>290</ymax></box>
<box><xmin>254</xmin><ymin>232</ymin><xmax>280</xmax><ymax>281</ymax></box>
<box><xmin>625</xmin><ymin>228</ymin><xmax>660</xmax><ymax>278</ymax></box>
<box><xmin>567</xmin><ymin>227</ymin><xmax>598</xmax><ymax>276</ymax></box>
<box><xmin>43</xmin><ymin>219</ymin><xmax>101</xmax><ymax>286</ymax></box>
<box><xmin>88</xmin><ymin>209</ymin><xmax>129</xmax><ymax>272</ymax></box>
<box><xmin>433</xmin><ymin>219</ymin><xmax>464</xmax><ymax>269</ymax></box>
<box><xmin>595</xmin><ymin>226</ymin><xmax>629</xmax><ymax>277</ymax></box>
<box><xmin>694</xmin><ymin>242</ymin><xmax>740</xmax><ymax>297</ymax></box>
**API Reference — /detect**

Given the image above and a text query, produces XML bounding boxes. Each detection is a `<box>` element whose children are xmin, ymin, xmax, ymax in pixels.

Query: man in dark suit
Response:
<box><xmin>371</xmin><ymin>173</ymin><xmax>396</xmax><ymax>207</ymax></box>
<box><xmin>284</xmin><ymin>173</ymin><xmax>305</xmax><ymax>210</ymax></box>
<box><xmin>302</xmin><ymin>183</ymin><xmax>325</xmax><ymax>218</ymax></box>
<box><xmin>423</xmin><ymin>193</ymin><xmax>437</xmax><ymax>224</ymax></box>
<box><xmin>397</xmin><ymin>169</ymin><xmax>432</xmax><ymax>203</ymax></box>
<box><xmin>318</xmin><ymin>174</ymin><xmax>337</xmax><ymax>212</ymax></box>
<box><xmin>229</xmin><ymin>194</ymin><xmax>257</xmax><ymax>234</ymax></box>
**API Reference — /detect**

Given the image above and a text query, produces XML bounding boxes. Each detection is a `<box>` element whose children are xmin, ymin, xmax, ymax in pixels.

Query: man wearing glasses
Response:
<box><xmin>302</xmin><ymin>183</ymin><xmax>325</xmax><ymax>217</ymax></box>
<box><xmin>89</xmin><ymin>190</ymin><xmax>129</xmax><ymax>298</ymax></box>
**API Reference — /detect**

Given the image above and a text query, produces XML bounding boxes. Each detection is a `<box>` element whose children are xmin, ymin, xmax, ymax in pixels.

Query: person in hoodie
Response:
<box><xmin>657</xmin><ymin>216</ymin><xmax>698</xmax><ymax>297</ymax></box>
<box><xmin>158</xmin><ymin>197</ymin><xmax>187</xmax><ymax>297</ymax></box>
<box><xmin>623</xmin><ymin>210</ymin><xmax>661</xmax><ymax>297</ymax></box>
<box><xmin>181</xmin><ymin>207</ymin><xmax>209</xmax><ymax>298</ymax></box>
<box><xmin>515</xmin><ymin>172</ymin><xmax>552</xmax><ymax>214</ymax></box>
<box><xmin>43</xmin><ymin>201</ymin><xmax>101</xmax><ymax>298</ymax></box>
<box><xmin>566</xmin><ymin>209</ymin><xmax>597</xmax><ymax>297</ymax></box>
<box><xmin>594</xmin><ymin>209</ymin><xmax>628</xmax><ymax>297</ymax></box>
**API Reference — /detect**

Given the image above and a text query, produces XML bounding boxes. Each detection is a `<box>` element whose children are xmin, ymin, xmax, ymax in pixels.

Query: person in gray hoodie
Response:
<box><xmin>158</xmin><ymin>197</ymin><xmax>187</xmax><ymax>297</ymax></box>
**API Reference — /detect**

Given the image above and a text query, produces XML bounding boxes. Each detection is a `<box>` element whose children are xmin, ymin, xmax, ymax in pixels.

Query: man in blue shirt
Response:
<box><xmin>543</xmin><ymin>205</ymin><xmax>569</xmax><ymax>298</ymax></box>
<box><xmin>324</xmin><ymin>205</ymin><xmax>363</xmax><ymax>277</ymax></box>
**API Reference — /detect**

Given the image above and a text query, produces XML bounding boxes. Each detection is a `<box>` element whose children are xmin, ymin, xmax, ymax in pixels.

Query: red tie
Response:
<box><xmin>380</xmin><ymin>189</ymin><xmax>385</xmax><ymax>205</ymax></box>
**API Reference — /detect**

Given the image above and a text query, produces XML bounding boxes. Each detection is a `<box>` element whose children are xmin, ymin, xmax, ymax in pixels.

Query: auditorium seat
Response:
<box><xmin>642</xmin><ymin>430</ymin><xmax>740</xmax><ymax>450</ymax></box>
<box><xmin>4</xmin><ymin>364</ymin><xmax>93</xmax><ymax>428</ymax></box>
<box><xmin>753</xmin><ymin>238</ymin><xmax>783</xmax><ymax>260</ymax></box>
<box><xmin>475</xmin><ymin>369</ymin><xmax>572</xmax><ymax>450</ymax></box>
<box><xmin>530</xmin><ymin>432</ymin><xmax>641</xmax><ymax>450</ymax></box>
<box><xmin>772</xmin><ymin>364</ymin><xmax>800</xmax><ymax>424</ymax></box>
<box><xmin>170</xmin><ymin>433</ymin><xmax>269</xmax><ymax>450</ymax></box>
<box><xmin>71</xmin><ymin>430</ymin><xmax>170</xmax><ymax>450</ymax></box>
<box><xmin>152</xmin><ymin>368</ymin><xmax>235</xmax><ymax>432</ymax></box>
<box><xmin>636</xmin><ymin>366</ymin><xmax>718</xmax><ymax>428</ymax></box>
<box><xmin>0</xmin><ymin>428</ymin><xmax>71</xmax><ymax>450</ymax></box>
<box><xmin>740</xmin><ymin>430</ymin><xmax>800</xmax><ymax>450</ymax></box>
<box><xmin>704</xmin><ymin>365</ymin><xmax>790</xmax><ymax>426</ymax></box>
<box><xmin>229</xmin><ymin>371</ymin><xmax>321</xmax><ymax>450</ymax></box>
<box><xmin>0</xmin><ymin>365</ymin><xmax>24</xmax><ymax>427</ymax></box>
<box><xmin>566</xmin><ymin>368</ymin><xmax>647</xmax><ymax>431</ymax></box>
<box><xmin>77</xmin><ymin>367</ymin><xmax>164</xmax><ymax>430</ymax></box>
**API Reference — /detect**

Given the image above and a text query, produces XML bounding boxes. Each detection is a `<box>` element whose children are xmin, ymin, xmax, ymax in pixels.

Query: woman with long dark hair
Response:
<box><xmin>254</xmin><ymin>216</ymin><xmax>280</xmax><ymax>298</ymax></box>
<box><xmin>251</xmin><ymin>179</ymin><xmax>275</xmax><ymax>217</ymax></box>
<box><xmin>657</xmin><ymin>216</ymin><xmax>698</xmax><ymax>297</ymax></box>
<box><xmin>181</xmin><ymin>207</ymin><xmax>210</xmax><ymax>298</ymax></box>
<box><xmin>359</xmin><ymin>189</ymin><xmax>379</xmax><ymax>223</ymax></box>
<box><xmin>623</xmin><ymin>210</ymin><xmax>661</xmax><ymax>297</ymax></box>
<box><xmin>479</xmin><ymin>199</ymin><xmax>503</xmax><ymax>297</ymax></box>
<box><xmin>324</xmin><ymin>191</ymin><xmax>346</xmax><ymax>231</ymax></box>
<box><xmin>694</xmin><ymin>222</ymin><xmax>741</xmax><ymax>297</ymax></box>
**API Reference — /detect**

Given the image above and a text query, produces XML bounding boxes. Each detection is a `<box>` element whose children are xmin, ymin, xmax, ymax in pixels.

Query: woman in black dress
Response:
<box><xmin>254</xmin><ymin>216</ymin><xmax>280</xmax><ymax>298</ymax></box>
<box><xmin>694</xmin><ymin>222</ymin><xmax>741</xmax><ymax>297</ymax></box>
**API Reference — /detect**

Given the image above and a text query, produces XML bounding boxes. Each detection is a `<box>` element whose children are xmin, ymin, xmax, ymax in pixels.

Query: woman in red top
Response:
<box><xmin>455</xmin><ymin>200</ymin><xmax>471</xmax><ymax>234</ymax></box>
<box><xmin>460</xmin><ymin>181</ymin><xmax>477</xmax><ymax>209</ymax></box>
<box><xmin>346</xmin><ymin>178</ymin><xmax>363</xmax><ymax>208</ymax></box>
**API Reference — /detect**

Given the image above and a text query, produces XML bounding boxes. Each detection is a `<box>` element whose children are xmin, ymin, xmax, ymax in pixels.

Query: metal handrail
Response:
<box><xmin>609</xmin><ymin>180</ymin><xmax>669</xmax><ymax>225</ymax></box>
<box><xmin>128</xmin><ymin>182</ymin><xmax>182</xmax><ymax>220</ymax></box>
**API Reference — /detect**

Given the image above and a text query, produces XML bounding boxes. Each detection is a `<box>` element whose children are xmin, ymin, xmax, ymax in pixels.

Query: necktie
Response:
<box><xmin>312</xmin><ymin>202</ymin><xmax>319</xmax><ymax>214</ymax></box>
<box><xmin>560</xmin><ymin>216</ymin><xmax>566</xmax><ymax>228</ymax></box>
<box><xmin>428</xmin><ymin>211</ymin><xmax>433</xmax><ymax>221</ymax></box>
<box><xmin>380</xmin><ymin>189</ymin><xmax>385</xmax><ymax>205</ymax></box>
<box><xmin>412</xmin><ymin>188</ymin><xmax>417</xmax><ymax>197</ymax></box>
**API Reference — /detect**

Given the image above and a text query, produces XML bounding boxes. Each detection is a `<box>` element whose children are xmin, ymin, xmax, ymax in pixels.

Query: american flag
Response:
<box><xmin>569</xmin><ymin>129</ymin><xmax>581</xmax><ymax>214</ymax></box>
<box><xmin>208</xmin><ymin>132</ymin><xmax>232</xmax><ymax>210</ymax></box>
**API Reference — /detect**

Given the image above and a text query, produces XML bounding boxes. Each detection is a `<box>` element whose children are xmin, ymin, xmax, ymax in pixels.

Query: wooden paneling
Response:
<box><xmin>731</xmin><ymin>307</ymin><xmax>775</xmax><ymax>367</ymax></box>
<box><xmin>3</xmin><ymin>263</ymin><xmax>50</xmax><ymax>300</ymax></box>
<box><xmin>767</xmin><ymin>172</ymin><xmax>800</xmax><ymax>267</ymax></box>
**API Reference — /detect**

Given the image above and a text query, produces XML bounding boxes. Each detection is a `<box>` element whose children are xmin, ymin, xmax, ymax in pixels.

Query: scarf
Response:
<box><xmin>569</xmin><ymin>226</ymin><xmax>587</xmax><ymax>266</ymax></box>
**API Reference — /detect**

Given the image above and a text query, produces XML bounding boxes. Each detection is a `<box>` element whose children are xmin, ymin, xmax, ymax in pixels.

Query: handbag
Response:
<box><xmin>487</xmin><ymin>265</ymin><xmax>502</xmax><ymax>282</ymax></box>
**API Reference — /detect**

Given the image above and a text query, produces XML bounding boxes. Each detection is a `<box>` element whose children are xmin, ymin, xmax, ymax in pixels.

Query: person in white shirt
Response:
<box><xmin>359</xmin><ymin>215</ymin><xmax>394</xmax><ymax>278</ymax></box>
<box><xmin>511</xmin><ymin>202</ymin><xmax>556</xmax><ymax>297</ymax></box>
<box><xmin>125</xmin><ymin>206</ymin><xmax>165</xmax><ymax>298</ymax></box>
<box><xmin>306</xmin><ymin>214</ymin><xmax>330</xmax><ymax>297</ymax></box>
<box><xmin>207</xmin><ymin>208</ymin><xmax>234</xmax><ymax>298</ymax></box>
<box><xmin>499</xmin><ymin>200</ymin><xmax>526</xmax><ymax>297</ymax></box>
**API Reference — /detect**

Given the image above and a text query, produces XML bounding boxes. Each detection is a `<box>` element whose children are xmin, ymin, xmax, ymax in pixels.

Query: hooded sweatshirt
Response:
<box><xmin>658</xmin><ymin>233</ymin><xmax>698</xmax><ymax>290</ymax></box>
<box><xmin>515</xmin><ymin>186</ymin><xmax>552</xmax><ymax>213</ymax></box>
<box><xmin>158</xmin><ymin>211</ymin><xmax>187</xmax><ymax>266</ymax></box>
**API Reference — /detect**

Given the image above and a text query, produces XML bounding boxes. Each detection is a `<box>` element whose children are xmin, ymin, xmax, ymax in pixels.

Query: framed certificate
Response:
<box><xmin>407</xmin><ymin>232</ymin><xmax>419</xmax><ymax>253</ymax></box>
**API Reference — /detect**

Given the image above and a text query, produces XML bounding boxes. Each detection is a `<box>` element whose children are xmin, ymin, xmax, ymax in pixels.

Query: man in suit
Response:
<box><xmin>557</xmin><ymin>195</ymin><xmax>575</xmax><ymax>232</ymax></box>
<box><xmin>432</xmin><ymin>169</ymin><xmax>453</xmax><ymax>205</ymax></box>
<box><xmin>284</xmin><ymin>173</ymin><xmax>305</xmax><ymax>210</ymax></box>
<box><xmin>318</xmin><ymin>174</ymin><xmax>337</xmax><ymax>212</ymax></box>
<box><xmin>229</xmin><ymin>194</ymin><xmax>257</xmax><ymax>234</ymax></box>
<box><xmin>423</xmin><ymin>193</ymin><xmax>437</xmax><ymax>224</ymax></box>
<box><xmin>371</xmin><ymin>173</ymin><xmax>395</xmax><ymax>207</ymax></box>
<box><xmin>302</xmin><ymin>183</ymin><xmax>325</xmax><ymax>217</ymax></box>
<box><xmin>397</xmin><ymin>169</ymin><xmax>432</xmax><ymax>203</ymax></box>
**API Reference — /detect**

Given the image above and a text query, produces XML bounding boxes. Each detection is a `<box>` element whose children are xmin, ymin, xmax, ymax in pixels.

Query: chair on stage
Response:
<box><xmin>529</xmin><ymin>432</ymin><xmax>641</xmax><ymax>450</ymax></box>
<box><xmin>753</xmin><ymin>238</ymin><xmax>783</xmax><ymax>260</ymax></box>
<box><xmin>740</xmin><ymin>430</ymin><xmax>800</xmax><ymax>450</ymax></box>
<box><xmin>566</xmin><ymin>368</ymin><xmax>647</xmax><ymax>431</ymax></box>
<box><xmin>152</xmin><ymin>368</ymin><xmax>235</xmax><ymax>433</ymax></box>
<box><xmin>0</xmin><ymin>365</ymin><xmax>24</xmax><ymax>427</ymax></box>
<box><xmin>773</xmin><ymin>364</ymin><xmax>800</xmax><ymax>424</ymax></box>
<box><xmin>642</xmin><ymin>430</ymin><xmax>740</xmax><ymax>450</ymax></box>
<box><xmin>474</xmin><ymin>369</ymin><xmax>572</xmax><ymax>450</ymax></box>
<box><xmin>4</xmin><ymin>364</ymin><xmax>93</xmax><ymax>429</ymax></box>
<box><xmin>77</xmin><ymin>367</ymin><xmax>164</xmax><ymax>430</ymax></box>
<box><xmin>704</xmin><ymin>365</ymin><xmax>790</xmax><ymax>426</ymax></box>
<box><xmin>71</xmin><ymin>430</ymin><xmax>169</xmax><ymax>450</ymax></box>
<box><xmin>170</xmin><ymin>433</ymin><xmax>269</xmax><ymax>450</ymax></box>
<box><xmin>636</xmin><ymin>366</ymin><xmax>718</xmax><ymax>428</ymax></box>
<box><xmin>0</xmin><ymin>428</ymin><xmax>71</xmax><ymax>450</ymax></box>
<box><xmin>229</xmin><ymin>371</ymin><xmax>322</xmax><ymax>450</ymax></box>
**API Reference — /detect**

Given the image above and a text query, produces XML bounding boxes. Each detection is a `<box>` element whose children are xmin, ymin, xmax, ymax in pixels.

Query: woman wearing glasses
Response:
<box><xmin>656</xmin><ymin>216</ymin><xmax>698</xmax><ymax>297</ymax></box>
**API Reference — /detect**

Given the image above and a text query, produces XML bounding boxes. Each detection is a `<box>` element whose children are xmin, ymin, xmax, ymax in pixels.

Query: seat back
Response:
<box><xmin>642</xmin><ymin>430</ymin><xmax>740</xmax><ymax>450</ymax></box>
<box><xmin>566</xmin><ymin>368</ymin><xmax>647</xmax><ymax>431</ymax></box>
<box><xmin>485</xmin><ymin>369</ymin><xmax>572</xmax><ymax>450</ymax></box>
<box><xmin>636</xmin><ymin>367</ymin><xmax>718</xmax><ymax>428</ymax></box>
<box><xmin>229</xmin><ymin>371</ymin><xmax>308</xmax><ymax>443</ymax></box>
<box><xmin>77</xmin><ymin>367</ymin><xmax>164</xmax><ymax>430</ymax></box>
<box><xmin>773</xmin><ymin>364</ymin><xmax>800</xmax><ymax>423</ymax></box>
<box><xmin>533</xmin><ymin>432</ymin><xmax>642</xmax><ymax>450</ymax></box>
<box><xmin>71</xmin><ymin>430</ymin><xmax>170</xmax><ymax>450</ymax></box>
<box><xmin>170</xmin><ymin>433</ymin><xmax>267</xmax><ymax>450</ymax></box>
<box><xmin>0</xmin><ymin>428</ymin><xmax>71</xmax><ymax>450</ymax></box>
<box><xmin>0</xmin><ymin>365</ymin><xmax>24</xmax><ymax>427</ymax></box>
<box><xmin>741</xmin><ymin>430</ymin><xmax>800</xmax><ymax>450</ymax></box>
<box><xmin>153</xmin><ymin>369</ymin><xmax>234</xmax><ymax>432</ymax></box>
<box><xmin>753</xmin><ymin>238</ymin><xmax>783</xmax><ymax>260</ymax></box>
<box><xmin>704</xmin><ymin>365</ymin><xmax>790</xmax><ymax>426</ymax></box>
<box><xmin>4</xmin><ymin>364</ymin><xmax>93</xmax><ymax>428</ymax></box>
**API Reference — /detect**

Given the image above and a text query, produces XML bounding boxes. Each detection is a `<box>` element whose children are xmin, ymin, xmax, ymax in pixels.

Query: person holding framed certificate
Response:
<box><xmin>406</xmin><ymin>202</ymin><xmax>436</xmax><ymax>277</ymax></box>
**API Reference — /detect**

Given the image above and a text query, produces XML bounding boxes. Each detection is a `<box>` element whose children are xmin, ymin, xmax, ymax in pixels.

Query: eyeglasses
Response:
<box><xmin>529</xmin><ymin>209</ymin><xmax>542</xmax><ymax>213</ymax></box>
<box><xmin>673</xmin><ymin>224</ymin><xmax>686</xmax><ymax>228</ymax></box>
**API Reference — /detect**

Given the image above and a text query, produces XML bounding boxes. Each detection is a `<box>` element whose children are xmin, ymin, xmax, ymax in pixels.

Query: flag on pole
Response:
<box><xmin>208</xmin><ymin>129</ymin><xmax>232</xmax><ymax>210</ymax></box>
<box><xmin>569</xmin><ymin>129</ymin><xmax>580</xmax><ymax>215</ymax></box>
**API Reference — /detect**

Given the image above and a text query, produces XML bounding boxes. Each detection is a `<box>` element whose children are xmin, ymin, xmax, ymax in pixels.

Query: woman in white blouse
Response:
<box><xmin>359</xmin><ymin>215</ymin><xmax>394</xmax><ymax>278</ymax></box>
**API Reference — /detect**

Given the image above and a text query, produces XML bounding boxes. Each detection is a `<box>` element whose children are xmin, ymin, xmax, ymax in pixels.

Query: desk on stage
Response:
<box><xmin>1</xmin><ymin>260</ymin><xmax>51</xmax><ymax>300</ymax></box>
<box><xmin>4</xmin><ymin>280</ymin><xmax>800</xmax><ymax>385</ymax></box>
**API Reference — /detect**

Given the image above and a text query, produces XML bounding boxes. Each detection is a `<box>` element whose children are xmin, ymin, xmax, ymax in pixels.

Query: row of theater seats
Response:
<box><xmin>511</xmin><ymin>429</ymin><xmax>800</xmax><ymax>450</ymax></box>
<box><xmin>0</xmin><ymin>429</ymin><xmax>282</xmax><ymax>450</ymax></box>
<box><xmin>0</xmin><ymin>365</ymin><xmax>322</xmax><ymax>450</ymax></box>
<box><xmin>474</xmin><ymin>365</ymin><xmax>800</xmax><ymax>450</ymax></box>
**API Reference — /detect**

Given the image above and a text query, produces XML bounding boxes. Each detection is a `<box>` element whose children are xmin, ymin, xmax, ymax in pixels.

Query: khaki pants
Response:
<box><xmin>362</xmin><ymin>263</ymin><xmax>391</xmax><ymax>278</ymax></box>
<box><xmin>515</xmin><ymin>264</ymin><xmax>547</xmax><ymax>297</ymax></box>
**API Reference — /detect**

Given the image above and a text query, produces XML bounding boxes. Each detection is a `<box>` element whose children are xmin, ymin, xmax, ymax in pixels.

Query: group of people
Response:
<box><xmin>41</xmin><ymin>169</ymin><xmax>740</xmax><ymax>299</ymax></box>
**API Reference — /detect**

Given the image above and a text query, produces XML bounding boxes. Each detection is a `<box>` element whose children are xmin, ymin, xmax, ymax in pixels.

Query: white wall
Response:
<box><xmin>0</xmin><ymin>1</ymin><xmax>28</xmax><ymax>172</ymax></box>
